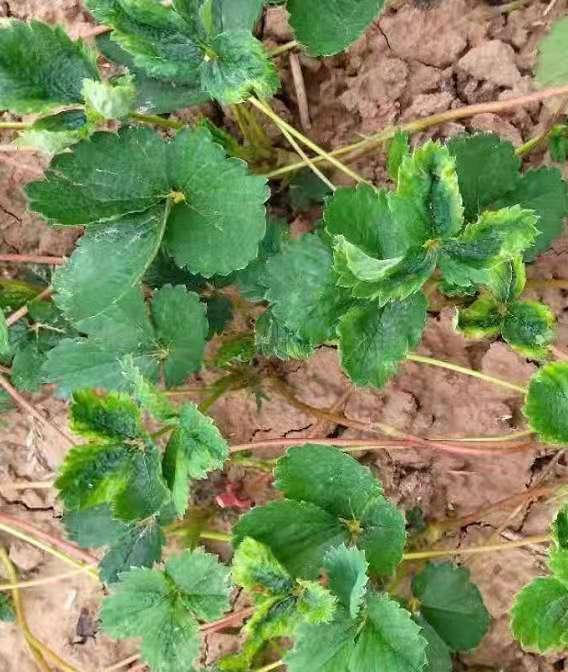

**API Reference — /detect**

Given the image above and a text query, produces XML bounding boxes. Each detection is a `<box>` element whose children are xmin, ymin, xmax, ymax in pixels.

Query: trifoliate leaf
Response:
<box><xmin>338</xmin><ymin>293</ymin><xmax>427</xmax><ymax>388</ymax></box>
<box><xmin>0</xmin><ymin>595</ymin><xmax>15</xmax><ymax>623</ymax></box>
<box><xmin>387</xmin><ymin>131</ymin><xmax>411</xmax><ymax>182</ymax></box>
<box><xmin>236</xmin><ymin>445</ymin><xmax>406</xmax><ymax>578</ymax></box>
<box><xmin>389</xmin><ymin>141</ymin><xmax>464</xmax><ymax>244</ymax></box>
<box><xmin>0</xmin><ymin>20</ymin><xmax>99</xmax><ymax>114</ymax></box>
<box><xmin>524</xmin><ymin>361</ymin><xmax>568</xmax><ymax>444</ymax></box>
<box><xmin>447</xmin><ymin>134</ymin><xmax>521</xmax><ymax>221</ymax></box>
<box><xmin>165</xmin><ymin>127</ymin><xmax>269</xmax><ymax>276</ymax></box>
<box><xmin>70</xmin><ymin>389</ymin><xmax>143</xmax><ymax>442</ymax></box>
<box><xmin>412</xmin><ymin>562</ymin><xmax>490</xmax><ymax>652</ymax></box>
<box><xmin>289</xmin><ymin>170</ymin><xmax>333</xmax><ymax>212</ymax></box>
<box><xmin>162</xmin><ymin>403</ymin><xmax>229</xmax><ymax>516</ymax></box>
<box><xmin>351</xmin><ymin>594</ymin><xmax>428</xmax><ymax>672</ymax></box>
<box><xmin>323</xmin><ymin>545</ymin><xmax>368</xmax><ymax>619</ymax></box>
<box><xmin>265</xmin><ymin>234</ymin><xmax>352</xmax><ymax>345</ymax></box>
<box><xmin>325</xmin><ymin>185</ymin><xmax>395</xmax><ymax>257</ymax></box>
<box><xmin>254</xmin><ymin>308</ymin><xmax>315</xmax><ymax>361</ymax></box>
<box><xmin>86</xmin><ymin>0</ymin><xmax>203</xmax><ymax>83</ymax></box>
<box><xmin>511</xmin><ymin>576</ymin><xmax>568</xmax><ymax>652</ymax></box>
<box><xmin>96</xmin><ymin>33</ymin><xmax>208</xmax><ymax>115</ymax></box>
<box><xmin>200</xmin><ymin>31</ymin><xmax>279</xmax><ymax>103</ymax></box>
<box><xmin>414</xmin><ymin>616</ymin><xmax>452</xmax><ymax>672</ymax></box>
<box><xmin>535</xmin><ymin>17</ymin><xmax>568</xmax><ymax>87</ymax></box>
<box><xmin>456</xmin><ymin>295</ymin><xmax>503</xmax><ymax>340</ymax></box>
<box><xmin>82</xmin><ymin>76</ymin><xmax>136</xmax><ymax>120</ymax></box>
<box><xmin>151</xmin><ymin>285</ymin><xmax>208</xmax><ymax>386</ymax></box>
<box><xmin>502</xmin><ymin>300</ymin><xmax>555</xmax><ymax>359</ymax></box>
<box><xmin>26</xmin><ymin>127</ymin><xmax>169</xmax><ymax>226</ymax></box>
<box><xmin>53</xmin><ymin>205</ymin><xmax>169</xmax><ymax>323</ymax></box>
<box><xmin>287</xmin><ymin>0</ymin><xmax>386</xmax><ymax>56</ymax></box>
<box><xmin>493</xmin><ymin>167</ymin><xmax>568</xmax><ymax>261</ymax></box>
<box><xmin>101</xmin><ymin>549</ymin><xmax>230</xmax><ymax>672</ymax></box>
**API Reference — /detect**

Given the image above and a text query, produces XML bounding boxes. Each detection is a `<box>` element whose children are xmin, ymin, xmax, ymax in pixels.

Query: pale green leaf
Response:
<box><xmin>536</xmin><ymin>17</ymin><xmax>568</xmax><ymax>87</ymax></box>
<box><xmin>16</xmin><ymin>129</ymin><xmax>84</xmax><ymax>156</ymax></box>
<box><xmin>323</xmin><ymin>545</ymin><xmax>368</xmax><ymax>619</ymax></box>
<box><xmin>447</xmin><ymin>134</ymin><xmax>521</xmax><ymax>221</ymax></box>
<box><xmin>82</xmin><ymin>76</ymin><xmax>137</xmax><ymax>120</ymax></box>
<box><xmin>338</xmin><ymin>294</ymin><xmax>427</xmax><ymax>388</ymax></box>
<box><xmin>200</xmin><ymin>31</ymin><xmax>279</xmax><ymax>103</ymax></box>
<box><xmin>502</xmin><ymin>300</ymin><xmax>555</xmax><ymax>359</ymax></box>
<box><xmin>0</xmin><ymin>20</ymin><xmax>99</xmax><ymax>114</ymax></box>
<box><xmin>151</xmin><ymin>285</ymin><xmax>208</xmax><ymax>386</ymax></box>
<box><xmin>412</xmin><ymin>562</ymin><xmax>490</xmax><ymax>651</ymax></box>
<box><xmin>53</xmin><ymin>205</ymin><xmax>168</xmax><ymax>323</ymax></box>
<box><xmin>287</xmin><ymin>0</ymin><xmax>386</xmax><ymax>56</ymax></box>
<box><xmin>232</xmin><ymin>537</ymin><xmax>293</xmax><ymax>595</ymax></box>
<box><xmin>165</xmin><ymin>127</ymin><xmax>269</xmax><ymax>276</ymax></box>
<box><xmin>524</xmin><ymin>361</ymin><xmax>568</xmax><ymax>444</ymax></box>
<box><xmin>511</xmin><ymin>576</ymin><xmax>568</xmax><ymax>652</ymax></box>
<box><xmin>265</xmin><ymin>234</ymin><xmax>352</xmax><ymax>344</ymax></box>
<box><xmin>455</xmin><ymin>295</ymin><xmax>503</xmax><ymax>340</ymax></box>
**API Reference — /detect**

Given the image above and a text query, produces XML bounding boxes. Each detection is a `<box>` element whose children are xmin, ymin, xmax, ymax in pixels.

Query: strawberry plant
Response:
<box><xmin>1</xmin><ymin>3</ymin><xmax>568</xmax><ymax>672</ymax></box>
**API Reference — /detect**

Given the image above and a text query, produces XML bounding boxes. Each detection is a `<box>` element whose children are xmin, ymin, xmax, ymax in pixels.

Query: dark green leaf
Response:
<box><xmin>524</xmin><ymin>361</ymin><xmax>568</xmax><ymax>444</ymax></box>
<box><xmin>254</xmin><ymin>309</ymin><xmax>314</xmax><ymax>361</ymax></box>
<box><xmin>414</xmin><ymin>615</ymin><xmax>452</xmax><ymax>672</ymax></box>
<box><xmin>502</xmin><ymin>300</ymin><xmax>555</xmax><ymax>359</ymax></box>
<box><xmin>70</xmin><ymin>389</ymin><xmax>143</xmax><ymax>442</ymax></box>
<box><xmin>290</xmin><ymin>170</ymin><xmax>333</xmax><ymax>212</ymax></box>
<box><xmin>100</xmin><ymin>519</ymin><xmax>165</xmax><ymax>583</ymax></box>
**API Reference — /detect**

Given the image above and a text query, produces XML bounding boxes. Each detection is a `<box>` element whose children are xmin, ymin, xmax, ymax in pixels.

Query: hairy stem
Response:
<box><xmin>0</xmin><ymin>254</ymin><xmax>65</xmax><ymax>265</ymax></box>
<box><xmin>250</xmin><ymin>97</ymin><xmax>370</xmax><ymax>185</ymax></box>
<box><xmin>403</xmin><ymin>534</ymin><xmax>551</xmax><ymax>561</ymax></box>
<box><xmin>407</xmin><ymin>353</ymin><xmax>527</xmax><ymax>394</ymax></box>
<box><xmin>265</xmin><ymin>83</ymin><xmax>568</xmax><ymax>178</ymax></box>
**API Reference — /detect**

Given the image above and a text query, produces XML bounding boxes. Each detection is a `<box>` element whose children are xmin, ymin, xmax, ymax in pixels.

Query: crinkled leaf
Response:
<box><xmin>26</xmin><ymin>127</ymin><xmax>169</xmax><ymax>226</ymax></box>
<box><xmin>389</xmin><ymin>141</ymin><xmax>464</xmax><ymax>244</ymax></box>
<box><xmin>456</xmin><ymin>295</ymin><xmax>503</xmax><ymax>340</ymax></box>
<box><xmin>323</xmin><ymin>545</ymin><xmax>368</xmax><ymax>619</ymax></box>
<box><xmin>70</xmin><ymin>390</ymin><xmax>143</xmax><ymax>442</ymax></box>
<box><xmin>265</xmin><ymin>234</ymin><xmax>352</xmax><ymax>344</ymax></box>
<box><xmin>447</xmin><ymin>134</ymin><xmax>521</xmax><ymax>221</ymax></box>
<box><xmin>524</xmin><ymin>361</ymin><xmax>568</xmax><ymax>444</ymax></box>
<box><xmin>511</xmin><ymin>576</ymin><xmax>568</xmax><ymax>652</ymax></box>
<box><xmin>162</xmin><ymin>403</ymin><xmax>229</xmax><ymax>516</ymax></box>
<box><xmin>493</xmin><ymin>167</ymin><xmax>568</xmax><ymax>261</ymax></box>
<box><xmin>0</xmin><ymin>595</ymin><xmax>15</xmax><ymax>623</ymax></box>
<box><xmin>487</xmin><ymin>257</ymin><xmax>526</xmax><ymax>304</ymax></box>
<box><xmin>82</xmin><ymin>76</ymin><xmax>136</xmax><ymax>120</ymax></box>
<box><xmin>0</xmin><ymin>19</ymin><xmax>99</xmax><ymax>114</ymax></box>
<box><xmin>350</xmin><ymin>594</ymin><xmax>428</xmax><ymax>672</ymax></box>
<box><xmin>151</xmin><ymin>285</ymin><xmax>208</xmax><ymax>386</ymax></box>
<box><xmin>165</xmin><ymin>127</ymin><xmax>269</xmax><ymax>276</ymax></box>
<box><xmin>502</xmin><ymin>300</ymin><xmax>555</xmax><ymax>359</ymax></box>
<box><xmin>254</xmin><ymin>308</ymin><xmax>315</xmax><ymax>361</ymax></box>
<box><xmin>232</xmin><ymin>537</ymin><xmax>293</xmax><ymax>595</ymax></box>
<box><xmin>287</xmin><ymin>0</ymin><xmax>386</xmax><ymax>56</ymax></box>
<box><xmin>536</xmin><ymin>17</ymin><xmax>568</xmax><ymax>87</ymax></box>
<box><xmin>412</xmin><ymin>562</ymin><xmax>490</xmax><ymax>652</ymax></box>
<box><xmin>53</xmin><ymin>205</ymin><xmax>168</xmax><ymax>323</ymax></box>
<box><xmin>200</xmin><ymin>31</ymin><xmax>279</xmax><ymax>103</ymax></box>
<box><xmin>338</xmin><ymin>294</ymin><xmax>427</xmax><ymax>388</ymax></box>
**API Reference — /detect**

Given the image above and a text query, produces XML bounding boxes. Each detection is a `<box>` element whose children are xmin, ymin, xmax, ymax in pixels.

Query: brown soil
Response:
<box><xmin>2</xmin><ymin>1</ymin><xmax>568</xmax><ymax>671</ymax></box>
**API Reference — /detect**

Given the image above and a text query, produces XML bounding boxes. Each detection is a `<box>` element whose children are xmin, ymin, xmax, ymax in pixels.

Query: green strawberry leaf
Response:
<box><xmin>535</xmin><ymin>16</ymin><xmax>568</xmax><ymax>87</ymax></box>
<box><xmin>323</xmin><ymin>545</ymin><xmax>368</xmax><ymax>619</ymax></box>
<box><xmin>455</xmin><ymin>295</ymin><xmax>503</xmax><ymax>340</ymax></box>
<box><xmin>10</xmin><ymin>342</ymin><xmax>45</xmax><ymax>393</ymax></box>
<box><xmin>165</xmin><ymin>128</ymin><xmax>269</xmax><ymax>277</ymax></box>
<box><xmin>53</xmin><ymin>205</ymin><xmax>168</xmax><ymax>323</ymax></box>
<box><xmin>338</xmin><ymin>293</ymin><xmax>427</xmax><ymax>388</ymax></box>
<box><xmin>101</xmin><ymin>549</ymin><xmax>231</xmax><ymax>672</ymax></box>
<box><xmin>549</xmin><ymin>125</ymin><xmax>568</xmax><ymax>163</ymax></box>
<box><xmin>412</xmin><ymin>562</ymin><xmax>490</xmax><ymax>651</ymax></box>
<box><xmin>0</xmin><ymin>19</ymin><xmax>99</xmax><ymax>114</ymax></box>
<box><xmin>215</xmin><ymin>0</ymin><xmax>263</xmax><ymax>31</ymax></box>
<box><xmin>493</xmin><ymin>167</ymin><xmax>568</xmax><ymax>261</ymax></box>
<box><xmin>387</xmin><ymin>131</ymin><xmax>411</xmax><ymax>182</ymax></box>
<box><xmin>0</xmin><ymin>594</ymin><xmax>15</xmax><ymax>623</ymax></box>
<box><xmin>82</xmin><ymin>76</ymin><xmax>137</xmax><ymax>120</ymax></box>
<box><xmin>524</xmin><ymin>361</ymin><xmax>568</xmax><ymax>444</ymax></box>
<box><xmin>549</xmin><ymin>507</ymin><xmax>568</xmax><ymax>584</ymax></box>
<box><xmin>287</xmin><ymin>0</ymin><xmax>386</xmax><ymax>56</ymax></box>
<box><xmin>414</xmin><ymin>615</ymin><xmax>452</xmax><ymax>672</ymax></box>
<box><xmin>502</xmin><ymin>300</ymin><xmax>555</xmax><ymax>359</ymax></box>
<box><xmin>70</xmin><ymin>389</ymin><xmax>143</xmax><ymax>442</ymax></box>
<box><xmin>447</xmin><ymin>134</ymin><xmax>521</xmax><ymax>221</ymax></box>
<box><xmin>289</xmin><ymin>170</ymin><xmax>333</xmax><ymax>212</ymax></box>
<box><xmin>254</xmin><ymin>309</ymin><xmax>315</xmax><ymax>361</ymax></box>
<box><xmin>17</xmin><ymin>109</ymin><xmax>91</xmax><ymax>155</ymax></box>
<box><xmin>511</xmin><ymin>576</ymin><xmax>568</xmax><ymax>653</ymax></box>
<box><xmin>151</xmin><ymin>285</ymin><xmax>208</xmax><ymax>386</ymax></box>
<box><xmin>236</xmin><ymin>445</ymin><xmax>406</xmax><ymax>578</ymax></box>
<box><xmin>265</xmin><ymin>234</ymin><xmax>353</xmax><ymax>345</ymax></box>
<box><xmin>232</xmin><ymin>537</ymin><xmax>294</xmax><ymax>595</ymax></box>
<box><xmin>0</xmin><ymin>310</ymin><xmax>9</xmax><ymax>360</ymax></box>
<box><xmin>487</xmin><ymin>257</ymin><xmax>526</xmax><ymax>304</ymax></box>
<box><xmin>199</xmin><ymin>31</ymin><xmax>279</xmax><ymax>103</ymax></box>
<box><xmin>162</xmin><ymin>403</ymin><xmax>229</xmax><ymax>516</ymax></box>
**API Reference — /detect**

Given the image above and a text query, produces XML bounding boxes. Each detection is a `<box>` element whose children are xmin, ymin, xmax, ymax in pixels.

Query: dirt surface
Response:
<box><xmin>2</xmin><ymin>0</ymin><xmax>568</xmax><ymax>671</ymax></box>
